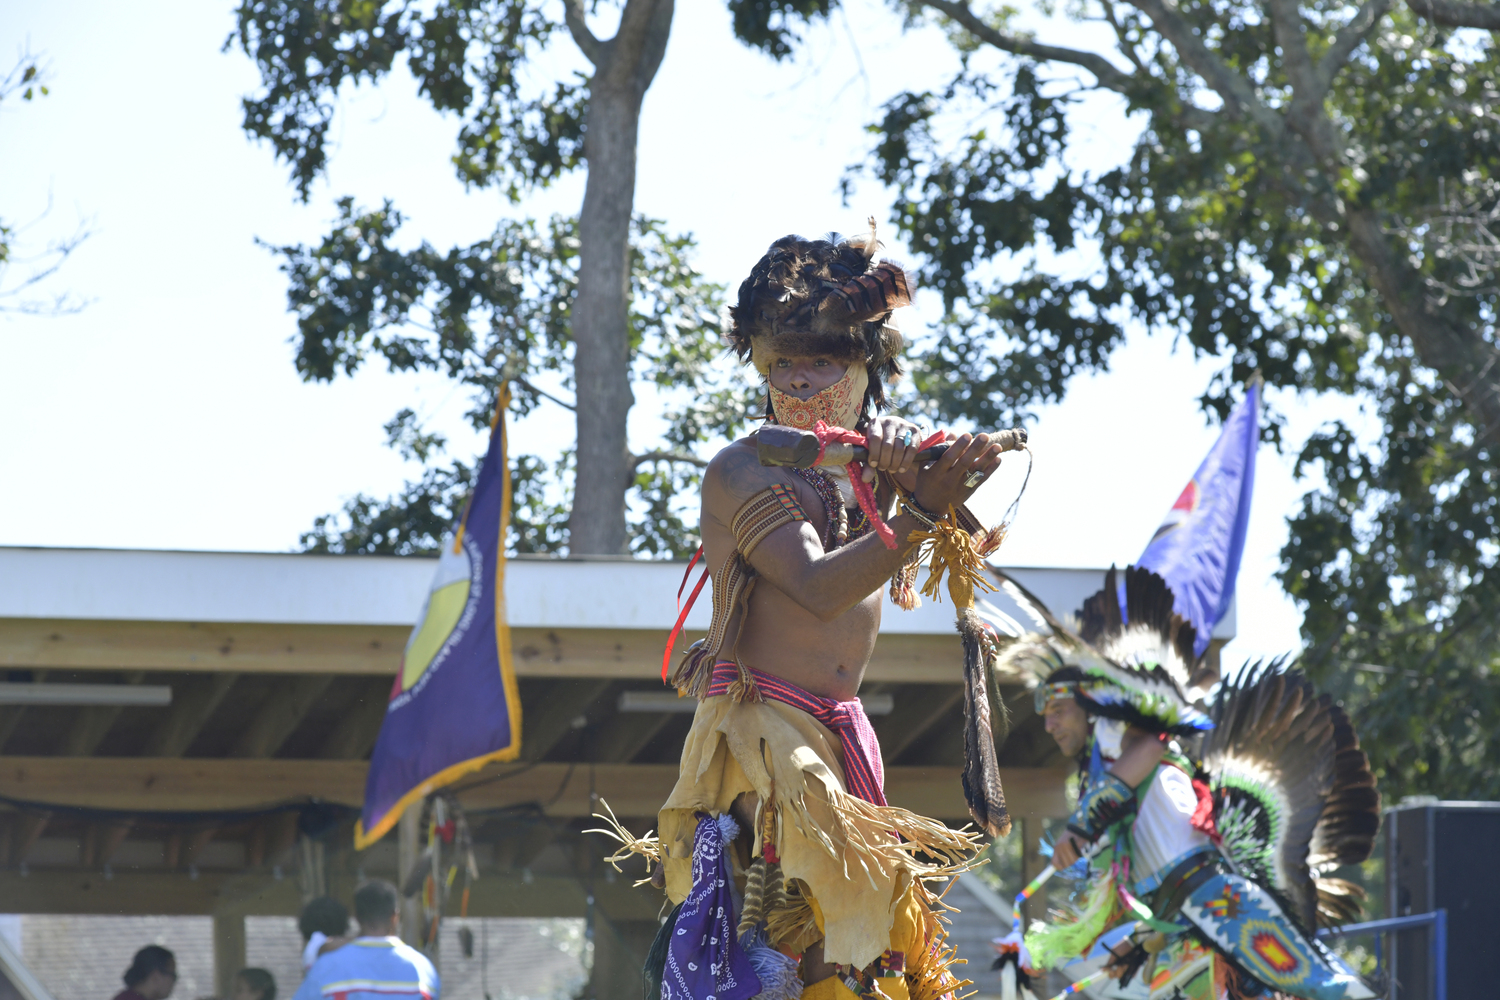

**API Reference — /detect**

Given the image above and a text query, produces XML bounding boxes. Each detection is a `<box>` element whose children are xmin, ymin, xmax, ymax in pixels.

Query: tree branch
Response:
<box><xmin>1124</xmin><ymin>0</ymin><xmax>1285</xmax><ymax>136</ymax></box>
<box><xmin>563</xmin><ymin>0</ymin><xmax>603</xmax><ymax>65</ymax></box>
<box><xmin>1408</xmin><ymin>0</ymin><xmax>1500</xmax><ymax>28</ymax></box>
<box><xmin>1317</xmin><ymin>0</ymin><xmax>1394</xmax><ymax>92</ymax></box>
<box><xmin>632</xmin><ymin>450</ymin><xmax>708</xmax><ymax>469</ymax></box>
<box><xmin>1267</xmin><ymin>0</ymin><xmax>1343</xmax><ymax>163</ymax></box>
<box><xmin>515</xmin><ymin>376</ymin><xmax>577</xmax><ymax>411</ymax></box>
<box><xmin>1343</xmin><ymin>206</ymin><xmax>1500</xmax><ymax>447</ymax></box>
<box><xmin>916</xmin><ymin>0</ymin><xmax>1139</xmax><ymax>94</ymax></box>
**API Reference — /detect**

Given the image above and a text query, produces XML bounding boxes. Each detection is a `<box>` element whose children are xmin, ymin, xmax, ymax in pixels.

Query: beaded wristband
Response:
<box><xmin>900</xmin><ymin>495</ymin><xmax>947</xmax><ymax>529</ymax></box>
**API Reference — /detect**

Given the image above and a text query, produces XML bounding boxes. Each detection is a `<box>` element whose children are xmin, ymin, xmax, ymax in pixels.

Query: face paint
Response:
<box><xmin>768</xmin><ymin>362</ymin><xmax>868</xmax><ymax>430</ymax></box>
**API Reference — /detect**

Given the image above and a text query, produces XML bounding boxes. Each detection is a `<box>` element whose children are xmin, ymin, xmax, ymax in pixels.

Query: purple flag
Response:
<box><xmin>1136</xmin><ymin>380</ymin><xmax>1260</xmax><ymax>656</ymax></box>
<box><xmin>355</xmin><ymin>390</ymin><xmax>523</xmax><ymax>847</ymax></box>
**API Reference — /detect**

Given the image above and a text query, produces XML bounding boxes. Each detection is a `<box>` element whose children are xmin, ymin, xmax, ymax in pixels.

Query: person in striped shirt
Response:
<box><xmin>292</xmin><ymin>881</ymin><xmax>438</xmax><ymax>1000</ymax></box>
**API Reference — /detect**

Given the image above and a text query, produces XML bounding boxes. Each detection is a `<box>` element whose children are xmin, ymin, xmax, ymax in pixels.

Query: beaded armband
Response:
<box><xmin>1067</xmin><ymin>771</ymin><xmax>1137</xmax><ymax>843</ymax></box>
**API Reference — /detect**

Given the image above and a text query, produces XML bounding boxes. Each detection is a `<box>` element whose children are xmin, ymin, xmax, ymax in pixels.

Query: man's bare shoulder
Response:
<box><xmin>703</xmin><ymin>434</ymin><xmax>797</xmax><ymax>512</ymax></box>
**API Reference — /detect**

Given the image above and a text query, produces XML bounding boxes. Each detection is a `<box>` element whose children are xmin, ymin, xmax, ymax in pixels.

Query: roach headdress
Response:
<box><xmin>727</xmin><ymin>219</ymin><xmax>909</xmax><ymax>416</ymax></box>
<box><xmin>993</xmin><ymin>565</ymin><xmax>1214</xmax><ymax>737</ymax></box>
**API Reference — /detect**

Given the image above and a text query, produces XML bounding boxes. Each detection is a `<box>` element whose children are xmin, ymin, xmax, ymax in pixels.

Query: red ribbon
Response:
<box><xmin>811</xmin><ymin>421</ymin><xmax>900</xmax><ymax>549</ymax></box>
<box><xmin>662</xmin><ymin>546</ymin><xmax>709</xmax><ymax>682</ymax></box>
<box><xmin>1189</xmin><ymin>776</ymin><xmax>1222</xmax><ymax>845</ymax></box>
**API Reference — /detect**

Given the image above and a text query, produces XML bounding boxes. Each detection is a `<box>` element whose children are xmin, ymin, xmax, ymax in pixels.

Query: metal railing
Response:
<box><xmin>1317</xmin><ymin>909</ymin><xmax>1447</xmax><ymax>1000</ymax></box>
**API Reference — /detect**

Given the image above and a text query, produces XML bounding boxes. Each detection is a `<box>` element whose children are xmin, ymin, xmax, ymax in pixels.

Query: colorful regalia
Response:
<box><xmin>992</xmin><ymin>567</ymin><xmax>1380</xmax><ymax>1000</ymax></box>
<box><xmin>598</xmin><ymin>224</ymin><xmax>1020</xmax><ymax>1000</ymax></box>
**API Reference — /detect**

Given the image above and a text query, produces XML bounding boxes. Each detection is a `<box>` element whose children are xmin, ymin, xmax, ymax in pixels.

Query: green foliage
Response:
<box><xmin>235</xmin><ymin>1</ymin><xmax>745</xmax><ymax>557</ymax></box>
<box><xmin>728</xmin><ymin>0</ymin><xmax>1500</xmax><ymax>797</ymax></box>
<box><xmin>231</xmin><ymin>0</ymin><xmax>583</xmax><ymax>201</ymax></box>
<box><xmin>728</xmin><ymin>0</ymin><xmax>838</xmax><ymax>59</ymax></box>
<box><xmin>273</xmin><ymin>201</ymin><xmax>751</xmax><ymax>557</ymax></box>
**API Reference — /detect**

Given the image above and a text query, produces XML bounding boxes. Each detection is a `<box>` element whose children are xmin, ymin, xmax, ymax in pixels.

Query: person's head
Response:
<box><xmin>231</xmin><ymin>969</ymin><xmax>275</xmax><ymax>1000</ymax></box>
<box><xmin>122</xmin><ymin>946</ymin><xmax>176</xmax><ymax>1000</ymax></box>
<box><xmin>728</xmin><ymin>225</ymin><xmax>907</xmax><ymax>431</ymax></box>
<box><xmin>298</xmin><ymin>896</ymin><xmax>350</xmax><ymax>943</ymax></box>
<box><xmin>1039</xmin><ymin>690</ymin><xmax>1092</xmax><ymax>759</ymax></box>
<box><xmin>353</xmin><ymin>880</ymin><xmax>401</xmax><ymax>937</ymax></box>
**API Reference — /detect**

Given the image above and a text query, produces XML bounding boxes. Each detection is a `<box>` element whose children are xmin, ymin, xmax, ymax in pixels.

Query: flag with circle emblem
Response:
<box><xmin>355</xmin><ymin>388</ymin><xmax>522</xmax><ymax>848</ymax></box>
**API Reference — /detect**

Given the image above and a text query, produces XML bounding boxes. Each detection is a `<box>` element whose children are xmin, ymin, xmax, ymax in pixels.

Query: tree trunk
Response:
<box><xmin>565</xmin><ymin>0</ymin><xmax>675</xmax><ymax>554</ymax></box>
<box><xmin>1343</xmin><ymin>207</ymin><xmax>1500</xmax><ymax>447</ymax></box>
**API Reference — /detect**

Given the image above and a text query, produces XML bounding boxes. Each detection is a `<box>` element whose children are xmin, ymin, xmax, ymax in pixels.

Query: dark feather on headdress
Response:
<box><xmin>1202</xmin><ymin>661</ymin><xmax>1381</xmax><ymax>931</ymax></box>
<box><xmin>727</xmin><ymin>221</ymin><xmax>908</xmax><ymax>414</ymax></box>
<box><xmin>1078</xmin><ymin>565</ymin><xmax>1214</xmax><ymax>694</ymax></box>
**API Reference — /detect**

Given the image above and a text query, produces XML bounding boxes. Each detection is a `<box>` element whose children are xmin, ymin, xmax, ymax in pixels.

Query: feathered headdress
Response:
<box><xmin>727</xmin><ymin>219</ymin><xmax>908</xmax><ymax>411</ymax></box>
<box><xmin>991</xmin><ymin>566</ymin><xmax>1213</xmax><ymax>737</ymax></box>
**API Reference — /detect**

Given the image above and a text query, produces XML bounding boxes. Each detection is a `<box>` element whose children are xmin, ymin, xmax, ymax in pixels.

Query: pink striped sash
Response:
<box><xmin>706</xmin><ymin>661</ymin><xmax>887</xmax><ymax>806</ymax></box>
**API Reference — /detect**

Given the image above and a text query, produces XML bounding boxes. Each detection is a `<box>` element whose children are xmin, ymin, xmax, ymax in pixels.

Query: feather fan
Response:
<box><xmin>1201</xmin><ymin>661</ymin><xmax>1381</xmax><ymax>931</ymax></box>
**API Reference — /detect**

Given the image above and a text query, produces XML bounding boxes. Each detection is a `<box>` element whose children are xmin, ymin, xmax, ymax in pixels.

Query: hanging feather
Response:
<box><xmin>764</xmin><ymin>860</ymin><xmax>787</xmax><ymax>915</ymax></box>
<box><xmin>960</xmin><ymin>609</ymin><xmax>1010</xmax><ymax>837</ymax></box>
<box><xmin>738</xmin><ymin>857</ymin><xmax>768</xmax><ymax>938</ymax></box>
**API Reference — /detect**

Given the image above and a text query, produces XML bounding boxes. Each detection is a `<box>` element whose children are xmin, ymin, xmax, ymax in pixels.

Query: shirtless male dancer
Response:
<box><xmin>644</xmin><ymin>229</ymin><xmax>1008</xmax><ymax>1000</ymax></box>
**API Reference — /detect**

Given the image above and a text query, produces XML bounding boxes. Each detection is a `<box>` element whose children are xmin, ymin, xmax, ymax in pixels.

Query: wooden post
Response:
<box><xmin>398</xmin><ymin>800</ymin><xmax>423</xmax><ymax>948</ymax></box>
<box><xmin>1020</xmin><ymin>816</ymin><xmax>1049</xmax><ymax>925</ymax></box>
<box><xmin>212</xmin><ymin>911</ymin><xmax>246</xmax><ymax>1000</ymax></box>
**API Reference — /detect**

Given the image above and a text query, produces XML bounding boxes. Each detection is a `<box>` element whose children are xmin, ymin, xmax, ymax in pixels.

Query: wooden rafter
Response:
<box><xmin>142</xmin><ymin>673</ymin><xmax>240</xmax><ymax>757</ymax></box>
<box><xmin>229</xmin><ymin>675</ymin><xmax>335</xmax><ymax>758</ymax></box>
<box><xmin>0</xmin><ymin>619</ymin><xmax>975</xmax><ymax>684</ymax></box>
<box><xmin>585</xmin><ymin>710</ymin><xmax>676</xmax><ymax>763</ymax></box>
<box><xmin>316</xmin><ymin>678</ymin><xmax>391</xmax><ymax>759</ymax></box>
<box><xmin>521</xmin><ymin>679</ymin><xmax>613</xmax><ymax>762</ymax></box>
<box><xmin>873</xmin><ymin>685</ymin><xmax>965</xmax><ymax>764</ymax></box>
<box><xmin>0</xmin><ymin>756</ymin><xmax>1071</xmax><ymax>820</ymax></box>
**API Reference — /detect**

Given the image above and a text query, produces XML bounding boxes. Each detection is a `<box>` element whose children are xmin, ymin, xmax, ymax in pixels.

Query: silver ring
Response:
<box><xmin>964</xmin><ymin>470</ymin><xmax>986</xmax><ymax>488</ymax></box>
<box><xmin>901</xmin><ymin>430</ymin><xmax>914</xmax><ymax>448</ymax></box>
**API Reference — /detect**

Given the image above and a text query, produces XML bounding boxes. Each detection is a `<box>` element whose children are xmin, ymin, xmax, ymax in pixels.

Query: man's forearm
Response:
<box><xmin>756</xmin><ymin>513</ymin><xmax>925</xmax><ymax>621</ymax></box>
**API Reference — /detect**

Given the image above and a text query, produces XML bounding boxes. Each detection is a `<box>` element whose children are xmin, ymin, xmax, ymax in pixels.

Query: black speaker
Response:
<box><xmin>1387</xmin><ymin>801</ymin><xmax>1500</xmax><ymax>999</ymax></box>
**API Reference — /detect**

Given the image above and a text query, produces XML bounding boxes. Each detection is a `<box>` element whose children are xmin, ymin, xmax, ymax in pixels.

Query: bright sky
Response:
<box><xmin>0</xmin><ymin>0</ymin><xmax>1359</xmax><ymax>665</ymax></box>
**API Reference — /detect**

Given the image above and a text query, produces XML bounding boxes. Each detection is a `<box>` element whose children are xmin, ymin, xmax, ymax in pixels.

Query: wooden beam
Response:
<box><xmin>0</xmin><ymin>620</ymin><xmax>981</xmax><ymax>684</ymax></box>
<box><xmin>317</xmin><ymin>680</ymin><xmax>390</xmax><ymax>759</ymax></box>
<box><xmin>80</xmin><ymin>821</ymin><xmax>133</xmax><ymax>868</ymax></box>
<box><xmin>60</xmin><ymin>672</ymin><xmax>146</xmax><ymax>756</ymax></box>
<box><xmin>873</xmin><ymin>685</ymin><xmax>964</xmax><ymax>764</ymax></box>
<box><xmin>213</xmin><ymin>912</ymin><xmax>247</xmax><ymax>999</ymax></box>
<box><xmin>142</xmin><ymin>673</ymin><xmax>239</xmax><ymax>757</ymax></box>
<box><xmin>229</xmin><ymin>675</ymin><xmax>335</xmax><ymax>758</ymax></box>
<box><xmin>182</xmin><ymin>827</ymin><xmax>219</xmax><ymax>870</ymax></box>
<box><xmin>398</xmin><ymin>803</ymin><xmax>423</xmax><ymax>949</ymax></box>
<box><xmin>0</xmin><ymin>756</ymin><xmax>1072</xmax><ymax>820</ymax></box>
<box><xmin>0</xmin><ymin>866</ymin><xmax>659</xmax><ymax>919</ymax></box>
<box><xmin>586</xmin><ymin>711</ymin><xmax>676</xmax><ymax>763</ymax></box>
<box><xmin>10</xmin><ymin>812</ymin><xmax>49</xmax><ymax>865</ymax></box>
<box><xmin>0</xmin><ymin>618</ymin><xmax>407</xmax><ymax>675</ymax></box>
<box><xmin>521</xmin><ymin>679</ymin><xmax>613</xmax><ymax>762</ymax></box>
<box><xmin>0</xmin><ymin>670</ymin><xmax>47</xmax><ymax>754</ymax></box>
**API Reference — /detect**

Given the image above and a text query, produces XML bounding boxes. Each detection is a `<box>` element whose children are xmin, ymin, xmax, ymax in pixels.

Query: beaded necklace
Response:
<box><xmin>790</xmin><ymin>466</ymin><xmax>872</xmax><ymax>549</ymax></box>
